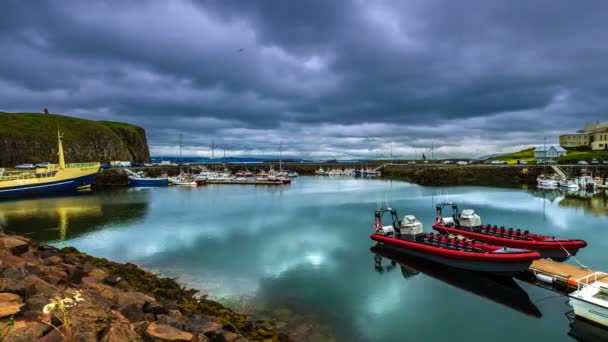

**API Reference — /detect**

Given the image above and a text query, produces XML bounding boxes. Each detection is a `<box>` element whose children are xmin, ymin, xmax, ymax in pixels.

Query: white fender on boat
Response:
<box><xmin>535</xmin><ymin>273</ymin><xmax>555</xmax><ymax>284</ymax></box>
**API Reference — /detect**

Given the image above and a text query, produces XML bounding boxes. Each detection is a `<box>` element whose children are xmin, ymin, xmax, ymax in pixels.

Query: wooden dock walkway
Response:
<box><xmin>527</xmin><ymin>258</ymin><xmax>608</xmax><ymax>290</ymax></box>
<box><xmin>205</xmin><ymin>180</ymin><xmax>287</xmax><ymax>185</ymax></box>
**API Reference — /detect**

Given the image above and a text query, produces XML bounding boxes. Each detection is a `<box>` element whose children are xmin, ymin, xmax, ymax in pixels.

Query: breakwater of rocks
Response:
<box><xmin>382</xmin><ymin>164</ymin><xmax>608</xmax><ymax>187</ymax></box>
<box><xmin>0</xmin><ymin>231</ymin><xmax>290</xmax><ymax>341</ymax></box>
<box><xmin>91</xmin><ymin>163</ymin><xmax>608</xmax><ymax>189</ymax></box>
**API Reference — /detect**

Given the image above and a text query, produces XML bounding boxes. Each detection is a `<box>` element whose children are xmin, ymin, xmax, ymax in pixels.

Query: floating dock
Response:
<box><xmin>525</xmin><ymin>258</ymin><xmax>608</xmax><ymax>291</ymax></box>
<box><xmin>205</xmin><ymin>179</ymin><xmax>288</xmax><ymax>185</ymax></box>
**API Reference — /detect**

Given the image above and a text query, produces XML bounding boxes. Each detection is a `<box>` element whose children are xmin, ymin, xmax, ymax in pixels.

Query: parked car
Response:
<box><xmin>603</xmin><ymin>160</ymin><xmax>608</xmax><ymax>165</ymax></box>
<box><xmin>14</xmin><ymin>164</ymin><xmax>36</xmax><ymax>170</ymax></box>
<box><xmin>407</xmin><ymin>161</ymin><xmax>416</xmax><ymax>164</ymax></box>
<box><xmin>131</xmin><ymin>162</ymin><xmax>145</xmax><ymax>167</ymax></box>
<box><xmin>517</xmin><ymin>160</ymin><xmax>528</xmax><ymax>165</ymax></box>
<box><xmin>100</xmin><ymin>163</ymin><xmax>112</xmax><ymax>169</ymax></box>
<box><xmin>35</xmin><ymin>162</ymin><xmax>51</xmax><ymax>168</ymax></box>
<box><xmin>591</xmin><ymin>158</ymin><xmax>599</xmax><ymax>165</ymax></box>
<box><xmin>537</xmin><ymin>160</ymin><xmax>556</xmax><ymax>165</ymax></box>
<box><xmin>578</xmin><ymin>160</ymin><xmax>589</xmax><ymax>165</ymax></box>
<box><xmin>442</xmin><ymin>160</ymin><xmax>453</xmax><ymax>164</ymax></box>
<box><xmin>456</xmin><ymin>161</ymin><xmax>467</xmax><ymax>165</ymax></box>
<box><xmin>489</xmin><ymin>160</ymin><xmax>506</xmax><ymax>165</ymax></box>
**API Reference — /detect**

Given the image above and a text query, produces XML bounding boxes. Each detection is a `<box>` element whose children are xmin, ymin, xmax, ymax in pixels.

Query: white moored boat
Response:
<box><xmin>569</xmin><ymin>272</ymin><xmax>608</xmax><ymax>328</ymax></box>
<box><xmin>537</xmin><ymin>175</ymin><xmax>558</xmax><ymax>188</ymax></box>
<box><xmin>559</xmin><ymin>179</ymin><xmax>580</xmax><ymax>190</ymax></box>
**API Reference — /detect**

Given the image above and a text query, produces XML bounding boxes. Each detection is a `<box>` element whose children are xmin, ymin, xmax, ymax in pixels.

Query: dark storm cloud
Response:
<box><xmin>1</xmin><ymin>0</ymin><xmax>608</xmax><ymax>158</ymax></box>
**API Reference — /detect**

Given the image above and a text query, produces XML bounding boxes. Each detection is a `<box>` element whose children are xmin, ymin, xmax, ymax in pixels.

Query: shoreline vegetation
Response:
<box><xmin>0</xmin><ymin>230</ymin><xmax>291</xmax><ymax>342</ymax></box>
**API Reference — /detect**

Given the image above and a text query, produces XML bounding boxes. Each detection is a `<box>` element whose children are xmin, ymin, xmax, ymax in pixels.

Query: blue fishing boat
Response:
<box><xmin>125</xmin><ymin>170</ymin><xmax>168</xmax><ymax>187</ymax></box>
<box><xmin>0</xmin><ymin>132</ymin><xmax>100</xmax><ymax>197</ymax></box>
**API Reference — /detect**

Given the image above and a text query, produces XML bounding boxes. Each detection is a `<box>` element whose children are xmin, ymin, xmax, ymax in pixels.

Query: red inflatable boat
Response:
<box><xmin>371</xmin><ymin>208</ymin><xmax>540</xmax><ymax>276</ymax></box>
<box><xmin>432</xmin><ymin>203</ymin><xmax>587</xmax><ymax>261</ymax></box>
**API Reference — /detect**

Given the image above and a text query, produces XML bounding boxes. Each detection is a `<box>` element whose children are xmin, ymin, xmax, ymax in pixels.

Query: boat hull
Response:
<box><xmin>569</xmin><ymin>296</ymin><xmax>608</xmax><ymax>327</ymax></box>
<box><xmin>432</xmin><ymin>224</ymin><xmax>586</xmax><ymax>260</ymax></box>
<box><xmin>0</xmin><ymin>174</ymin><xmax>97</xmax><ymax>197</ymax></box>
<box><xmin>128</xmin><ymin>178</ymin><xmax>168</xmax><ymax>187</ymax></box>
<box><xmin>371</xmin><ymin>234</ymin><xmax>538</xmax><ymax>276</ymax></box>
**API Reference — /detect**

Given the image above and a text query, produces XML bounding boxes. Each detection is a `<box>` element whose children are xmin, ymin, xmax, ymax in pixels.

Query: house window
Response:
<box><xmin>601</xmin><ymin>144</ymin><xmax>605</xmax><ymax>148</ymax></box>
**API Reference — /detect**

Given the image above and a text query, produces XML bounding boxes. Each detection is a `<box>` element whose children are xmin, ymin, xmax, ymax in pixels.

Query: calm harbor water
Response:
<box><xmin>1</xmin><ymin>177</ymin><xmax>607</xmax><ymax>341</ymax></box>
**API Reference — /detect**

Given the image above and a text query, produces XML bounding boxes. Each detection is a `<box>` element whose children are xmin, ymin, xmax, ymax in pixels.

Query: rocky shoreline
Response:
<box><xmin>0</xmin><ymin>231</ymin><xmax>291</xmax><ymax>342</ymax></box>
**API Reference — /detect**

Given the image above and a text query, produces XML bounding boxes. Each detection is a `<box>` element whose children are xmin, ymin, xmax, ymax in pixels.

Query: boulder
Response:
<box><xmin>25</xmin><ymin>294</ymin><xmax>52</xmax><ymax>311</ymax></box>
<box><xmin>144</xmin><ymin>322</ymin><xmax>193</xmax><ymax>341</ymax></box>
<box><xmin>156</xmin><ymin>314</ymin><xmax>184</xmax><ymax>330</ymax></box>
<box><xmin>119</xmin><ymin>302</ymin><xmax>147</xmax><ymax>323</ymax></box>
<box><xmin>143</xmin><ymin>301</ymin><xmax>169</xmax><ymax>316</ymax></box>
<box><xmin>0</xmin><ymin>292</ymin><xmax>24</xmax><ymax>317</ymax></box>
<box><xmin>222</xmin><ymin>323</ymin><xmax>241</xmax><ymax>335</ymax></box>
<box><xmin>23</xmin><ymin>275</ymin><xmax>59</xmax><ymax>298</ymax></box>
<box><xmin>67</xmin><ymin>266</ymin><xmax>87</xmax><ymax>284</ymax></box>
<box><xmin>84</xmin><ymin>282</ymin><xmax>119</xmax><ymax>303</ymax></box>
<box><xmin>104</xmin><ymin>275</ymin><xmax>123</xmax><ymax>286</ymax></box>
<box><xmin>192</xmin><ymin>334</ymin><xmax>210</xmax><ymax>342</ymax></box>
<box><xmin>101</xmin><ymin>321</ymin><xmax>143</xmax><ymax>342</ymax></box>
<box><xmin>0</xmin><ymin>252</ymin><xmax>26</xmax><ymax>268</ymax></box>
<box><xmin>204</xmin><ymin>330</ymin><xmax>248</xmax><ymax>342</ymax></box>
<box><xmin>182</xmin><ymin>316</ymin><xmax>213</xmax><ymax>334</ymax></box>
<box><xmin>0</xmin><ymin>292</ymin><xmax>22</xmax><ymax>303</ymax></box>
<box><xmin>88</xmin><ymin>269</ymin><xmax>109</xmax><ymax>282</ymax></box>
<box><xmin>0</xmin><ymin>319</ymin><xmax>52</xmax><ymax>341</ymax></box>
<box><xmin>131</xmin><ymin>321</ymin><xmax>151</xmax><ymax>336</ymax></box>
<box><xmin>0</xmin><ymin>302</ymin><xmax>23</xmax><ymax>318</ymax></box>
<box><xmin>0</xmin><ymin>236</ymin><xmax>30</xmax><ymax>256</ymax></box>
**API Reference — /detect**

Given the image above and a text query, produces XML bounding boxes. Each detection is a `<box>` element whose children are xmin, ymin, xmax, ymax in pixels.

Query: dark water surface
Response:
<box><xmin>1</xmin><ymin>177</ymin><xmax>607</xmax><ymax>341</ymax></box>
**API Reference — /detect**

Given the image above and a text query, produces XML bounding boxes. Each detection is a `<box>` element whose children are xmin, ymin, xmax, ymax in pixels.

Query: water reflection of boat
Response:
<box><xmin>0</xmin><ymin>192</ymin><xmax>148</xmax><ymax>241</ymax></box>
<box><xmin>568</xmin><ymin>316</ymin><xmax>608</xmax><ymax>341</ymax></box>
<box><xmin>371</xmin><ymin>246</ymin><xmax>542</xmax><ymax>318</ymax></box>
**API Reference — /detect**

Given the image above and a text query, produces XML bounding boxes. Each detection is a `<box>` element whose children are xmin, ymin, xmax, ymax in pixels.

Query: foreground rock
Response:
<box><xmin>0</xmin><ymin>231</ymin><xmax>291</xmax><ymax>342</ymax></box>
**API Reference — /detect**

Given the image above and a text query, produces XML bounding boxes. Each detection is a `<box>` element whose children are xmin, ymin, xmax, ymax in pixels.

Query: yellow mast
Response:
<box><xmin>57</xmin><ymin>131</ymin><xmax>66</xmax><ymax>169</ymax></box>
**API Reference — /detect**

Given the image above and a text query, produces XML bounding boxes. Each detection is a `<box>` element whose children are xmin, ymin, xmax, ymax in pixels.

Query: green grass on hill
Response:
<box><xmin>490</xmin><ymin>146</ymin><xmax>608</xmax><ymax>164</ymax></box>
<box><xmin>0</xmin><ymin>112</ymin><xmax>147</xmax><ymax>164</ymax></box>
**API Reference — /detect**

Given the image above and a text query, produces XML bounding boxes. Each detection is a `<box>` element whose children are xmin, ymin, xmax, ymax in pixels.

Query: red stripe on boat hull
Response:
<box><xmin>370</xmin><ymin>234</ymin><xmax>539</xmax><ymax>276</ymax></box>
<box><xmin>432</xmin><ymin>224</ymin><xmax>587</xmax><ymax>260</ymax></box>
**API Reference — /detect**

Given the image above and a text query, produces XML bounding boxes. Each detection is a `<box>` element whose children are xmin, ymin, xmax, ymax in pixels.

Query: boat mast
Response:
<box><xmin>211</xmin><ymin>138</ymin><xmax>215</xmax><ymax>161</ymax></box>
<box><xmin>179</xmin><ymin>134</ymin><xmax>182</xmax><ymax>164</ymax></box>
<box><xmin>279</xmin><ymin>140</ymin><xmax>283</xmax><ymax>173</ymax></box>
<box><xmin>57</xmin><ymin>131</ymin><xmax>66</xmax><ymax>169</ymax></box>
<box><xmin>544</xmin><ymin>136</ymin><xmax>547</xmax><ymax>174</ymax></box>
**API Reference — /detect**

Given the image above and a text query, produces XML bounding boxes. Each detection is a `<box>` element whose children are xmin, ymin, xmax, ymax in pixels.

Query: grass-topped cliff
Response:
<box><xmin>489</xmin><ymin>146</ymin><xmax>608</xmax><ymax>164</ymax></box>
<box><xmin>0</xmin><ymin>112</ymin><xmax>151</xmax><ymax>166</ymax></box>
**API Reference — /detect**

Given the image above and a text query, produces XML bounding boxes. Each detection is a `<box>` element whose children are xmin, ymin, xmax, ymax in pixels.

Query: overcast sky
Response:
<box><xmin>2</xmin><ymin>1</ymin><xmax>607</xmax><ymax>159</ymax></box>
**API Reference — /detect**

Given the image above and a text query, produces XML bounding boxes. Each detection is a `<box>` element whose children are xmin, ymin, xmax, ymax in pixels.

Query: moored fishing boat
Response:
<box><xmin>370</xmin><ymin>208</ymin><xmax>540</xmax><ymax>276</ymax></box>
<box><xmin>315</xmin><ymin>167</ymin><xmax>327</xmax><ymax>176</ymax></box>
<box><xmin>125</xmin><ymin>169</ymin><xmax>168</xmax><ymax>187</ymax></box>
<box><xmin>432</xmin><ymin>202</ymin><xmax>587</xmax><ymax>260</ymax></box>
<box><xmin>0</xmin><ymin>132</ymin><xmax>100</xmax><ymax>197</ymax></box>
<box><xmin>559</xmin><ymin>179</ymin><xmax>580</xmax><ymax>190</ymax></box>
<box><xmin>537</xmin><ymin>174</ymin><xmax>558</xmax><ymax>188</ymax></box>
<box><xmin>569</xmin><ymin>272</ymin><xmax>608</xmax><ymax>328</ymax></box>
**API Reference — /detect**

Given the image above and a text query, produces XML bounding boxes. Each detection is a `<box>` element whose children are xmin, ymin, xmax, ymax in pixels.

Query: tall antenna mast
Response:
<box><xmin>390</xmin><ymin>142</ymin><xmax>393</xmax><ymax>161</ymax></box>
<box><xmin>179</xmin><ymin>134</ymin><xmax>182</xmax><ymax>164</ymax></box>
<box><xmin>431</xmin><ymin>141</ymin><xmax>434</xmax><ymax>161</ymax></box>
<box><xmin>211</xmin><ymin>138</ymin><xmax>215</xmax><ymax>161</ymax></box>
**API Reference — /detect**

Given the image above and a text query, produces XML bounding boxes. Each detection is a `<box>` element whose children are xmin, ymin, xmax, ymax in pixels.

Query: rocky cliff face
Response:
<box><xmin>0</xmin><ymin>113</ymin><xmax>151</xmax><ymax>165</ymax></box>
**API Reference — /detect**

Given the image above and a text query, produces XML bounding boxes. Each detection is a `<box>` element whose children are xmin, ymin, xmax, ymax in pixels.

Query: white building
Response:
<box><xmin>534</xmin><ymin>145</ymin><xmax>567</xmax><ymax>162</ymax></box>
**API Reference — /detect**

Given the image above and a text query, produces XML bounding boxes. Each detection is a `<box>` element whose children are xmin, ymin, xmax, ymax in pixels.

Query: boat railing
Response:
<box><xmin>575</xmin><ymin>272</ymin><xmax>608</xmax><ymax>290</ymax></box>
<box><xmin>65</xmin><ymin>162</ymin><xmax>100</xmax><ymax>169</ymax></box>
